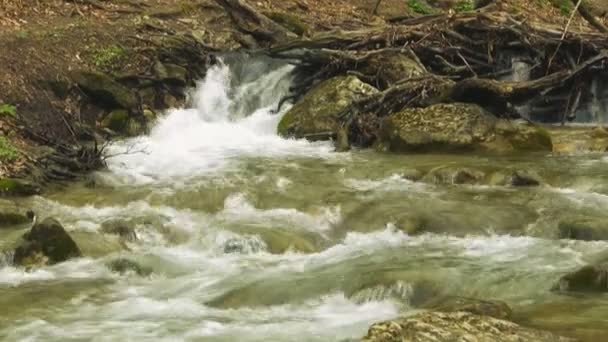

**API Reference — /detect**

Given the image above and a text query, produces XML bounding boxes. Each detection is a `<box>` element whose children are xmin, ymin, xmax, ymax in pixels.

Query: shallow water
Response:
<box><xmin>2</xmin><ymin>59</ymin><xmax>608</xmax><ymax>341</ymax></box>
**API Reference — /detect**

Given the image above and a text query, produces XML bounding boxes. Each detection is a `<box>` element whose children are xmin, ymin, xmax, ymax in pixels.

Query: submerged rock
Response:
<box><xmin>100</xmin><ymin>219</ymin><xmax>138</xmax><ymax>242</ymax></box>
<box><xmin>0</xmin><ymin>199</ymin><xmax>29</xmax><ymax>227</ymax></box>
<box><xmin>423</xmin><ymin>166</ymin><xmax>485</xmax><ymax>185</ymax></box>
<box><xmin>553</xmin><ymin>264</ymin><xmax>608</xmax><ymax>292</ymax></box>
<box><xmin>13</xmin><ymin>218</ymin><xmax>82</xmax><ymax>267</ymax></box>
<box><xmin>277</xmin><ymin>75</ymin><xmax>378</xmax><ymax>139</ymax></box>
<box><xmin>106</xmin><ymin>258</ymin><xmax>152</xmax><ymax>276</ymax></box>
<box><xmin>378</xmin><ymin>103</ymin><xmax>552</xmax><ymax>153</ymax></box>
<box><xmin>363</xmin><ymin>311</ymin><xmax>574</xmax><ymax>342</ymax></box>
<box><xmin>558</xmin><ymin>218</ymin><xmax>608</xmax><ymax>241</ymax></box>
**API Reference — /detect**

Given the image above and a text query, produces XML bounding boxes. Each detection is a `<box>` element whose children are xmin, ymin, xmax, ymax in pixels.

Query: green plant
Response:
<box><xmin>408</xmin><ymin>0</ymin><xmax>431</xmax><ymax>14</ymax></box>
<box><xmin>455</xmin><ymin>0</ymin><xmax>474</xmax><ymax>12</ymax></box>
<box><xmin>0</xmin><ymin>137</ymin><xmax>19</xmax><ymax>162</ymax></box>
<box><xmin>0</xmin><ymin>104</ymin><xmax>16</xmax><ymax>117</ymax></box>
<box><xmin>93</xmin><ymin>45</ymin><xmax>126</xmax><ymax>68</ymax></box>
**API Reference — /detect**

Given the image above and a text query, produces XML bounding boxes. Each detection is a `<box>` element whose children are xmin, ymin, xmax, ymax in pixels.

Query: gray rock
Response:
<box><xmin>363</xmin><ymin>311</ymin><xmax>575</xmax><ymax>342</ymax></box>
<box><xmin>553</xmin><ymin>263</ymin><xmax>608</xmax><ymax>293</ymax></box>
<box><xmin>558</xmin><ymin>218</ymin><xmax>608</xmax><ymax>241</ymax></box>
<box><xmin>106</xmin><ymin>258</ymin><xmax>152</xmax><ymax>276</ymax></box>
<box><xmin>277</xmin><ymin>75</ymin><xmax>378</xmax><ymax>139</ymax></box>
<box><xmin>0</xmin><ymin>199</ymin><xmax>29</xmax><ymax>227</ymax></box>
<box><xmin>100</xmin><ymin>219</ymin><xmax>138</xmax><ymax>242</ymax></box>
<box><xmin>72</xmin><ymin>71</ymin><xmax>138</xmax><ymax>109</ymax></box>
<box><xmin>423</xmin><ymin>166</ymin><xmax>485</xmax><ymax>185</ymax></box>
<box><xmin>378</xmin><ymin>103</ymin><xmax>552</xmax><ymax>153</ymax></box>
<box><xmin>13</xmin><ymin>218</ymin><xmax>82</xmax><ymax>267</ymax></box>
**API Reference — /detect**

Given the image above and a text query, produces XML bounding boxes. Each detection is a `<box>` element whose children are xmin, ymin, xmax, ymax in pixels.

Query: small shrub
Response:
<box><xmin>0</xmin><ymin>104</ymin><xmax>16</xmax><ymax>117</ymax></box>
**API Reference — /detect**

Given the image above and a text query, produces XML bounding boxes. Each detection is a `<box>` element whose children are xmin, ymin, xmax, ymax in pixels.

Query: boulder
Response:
<box><xmin>558</xmin><ymin>218</ymin><xmax>608</xmax><ymax>241</ymax></box>
<box><xmin>553</xmin><ymin>264</ymin><xmax>608</xmax><ymax>292</ymax></box>
<box><xmin>277</xmin><ymin>75</ymin><xmax>379</xmax><ymax>139</ymax></box>
<box><xmin>363</xmin><ymin>311</ymin><xmax>575</xmax><ymax>342</ymax></box>
<box><xmin>361</xmin><ymin>50</ymin><xmax>425</xmax><ymax>87</ymax></box>
<box><xmin>423</xmin><ymin>166</ymin><xmax>485</xmax><ymax>185</ymax></box>
<box><xmin>72</xmin><ymin>71</ymin><xmax>138</xmax><ymax>110</ymax></box>
<box><xmin>13</xmin><ymin>218</ymin><xmax>82</xmax><ymax>267</ymax></box>
<box><xmin>425</xmin><ymin>297</ymin><xmax>513</xmax><ymax>320</ymax></box>
<box><xmin>153</xmin><ymin>62</ymin><xmax>188</xmax><ymax>86</ymax></box>
<box><xmin>378</xmin><ymin>103</ymin><xmax>552</xmax><ymax>153</ymax></box>
<box><xmin>100</xmin><ymin>219</ymin><xmax>138</xmax><ymax>242</ymax></box>
<box><xmin>0</xmin><ymin>199</ymin><xmax>29</xmax><ymax>227</ymax></box>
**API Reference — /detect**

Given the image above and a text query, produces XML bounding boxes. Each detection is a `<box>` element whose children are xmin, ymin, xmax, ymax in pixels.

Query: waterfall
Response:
<box><xmin>105</xmin><ymin>56</ymin><xmax>334</xmax><ymax>184</ymax></box>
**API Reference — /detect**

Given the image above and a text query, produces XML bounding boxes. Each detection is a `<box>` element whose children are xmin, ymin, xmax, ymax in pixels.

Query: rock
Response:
<box><xmin>277</xmin><ymin>75</ymin><xmax>379</xmax><ymax>139</ymax></box>
<box><xmin>0</xmin><ymin>178</ymin><xmax>40</xmax><ymax>197</ymax></box>
<box><xmin>264</xmin><ymin>11</ymin><xmax>309</xmax><ymax>36</ymax></box>
<box><xmin>425</xmin><ymin>297</ymin><xmax>513</xmax><ymax>320</ymax></box>
<box><xmin>153</xmin><ymin>62</ymin><xmax>188</xmax><ymax>86</ymax></box>
<box><xmin>101</xmin><ymin>109</ymin><xmax>129</xmax><ymax>132</ymax></box>
<box><xmin>72</xmin><ymin>71</ymin><xmax>138</xmax><ymax>110</ymax></box>
<box><xmin>423</xmin><ymin>166</ymin><xmax>485</xmax><ymax>185</ymax></box>
<box><xmin>394</xmin><ymin>215</ymin><xmax>426</xmax><ymax>235</ymax></box>
<box><xmin>106</xmin><ymin>258</ymin><xmax>152</xmax><ymax>276</ymax></box>
<box><xmin>363</xmin><ymin>311</ymin><xmax>575</xmax><ymax>342</ymax></box>
<box><xmin>508</xmin><ymin>170</ymin><xmax>542</xmax><ymax>187</ymax></box>
<box><xmin>553</xmin><ymin>264</ymin><xmax>608</xmax><ymax>292</ymax></box>
<box><xmin>558</xmin><ymin>218</ymin><xmax>608</xmax><ymax>241</ymax></box>
<box><xmin>361</xmin><ymin>50</ymin><xmax>425</xmax><ymax>87</ymax></box>
<box><xmin>13</xmin><ymin>218</ymin><xmax>82</xmax><ymax>267</ymax></box>
<box><xmin>0</xmin><ymin>200</ymin><xmax>29</xmax><ymax>227</ymax></box>
<box><xmin>400</xmin><ymin>168</ymin><xmax>423</xmax><ymax>182</ymax></box>
<box><xmin>378</xmin><ymin>103</ymin><xmax>553</xmax><ymax>153</ymax></box>
<box><xmin>100</xmin><ymin>219</ymin><xmax>138</xmax><ymax>242</ymax></box>
<box><xmin>335</xmin><ymin>126</ymin><xmax>351</xmax><ymax>152</ymax></box>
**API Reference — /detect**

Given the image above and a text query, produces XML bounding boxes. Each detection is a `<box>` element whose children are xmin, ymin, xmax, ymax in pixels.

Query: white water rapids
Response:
<box><xmin>3</xmin><ymin>57</ymin><xmax>608</xmax><ymax>341</ymax></box>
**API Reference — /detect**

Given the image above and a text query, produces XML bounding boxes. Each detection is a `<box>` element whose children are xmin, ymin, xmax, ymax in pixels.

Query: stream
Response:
<box><xmin>2</xmin><ymin>57</ymin><xmax>608</xmax><ymax>341</ymax></box>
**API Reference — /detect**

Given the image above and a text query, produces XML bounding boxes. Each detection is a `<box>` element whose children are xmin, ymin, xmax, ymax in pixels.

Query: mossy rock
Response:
<box><xmin>423</xmin><ymin>166</ymin><xmax>486</xmax><ymax>185</ymax></box>
<box><xmin>553</xmin><ymin>263</ymin><xmax>608</xmax><ymax>292</ymax></box>
<box><xmin>278</xmin><ymin>75</ymin><xmax>379</xmax><ymax>139</ymax></box>
<box><xmin>264</xmin><ymin>11</ymin><xmax>310</xmax><ymax>36</ymax></box>
<box><xmin>558</xmin><ymin>217</ymin><xmax>608</xmax><ymax>241</ymax></box>
<box><xmin>379</xmin><ymin>103</ymin><xmax>553</xmax><ymax>153</ymax></box>
<box><xmin>72</xmin><ymin>71</ymin><xmax>138</xmax><ymax>110</ymax></box>
<box><xmin>0</xmin><ymin>199</ymin><xmax>29</xmax><ymax>227</ymax></box>
<box><xmin>13</xmin><ymin>217</ymin><xmax>82</xmax><ymax>267</ymax></box>
<box><xmin>101</xmin><ymin>109</ymin><xmax>129</xmax><ymax>132</ymax></box>
<box><xmin>153</xmin><ymin>62</ymin><xmax>188</xmax><ymax>86</ymax></box>
<box><xmin>0</xmin><ymin>178</ymin><xmax>40</xmax><ymax>197</ymax></box>
<box><xmin>361</xmin><ymin>50</ymin><xmax>425</xmax><ymax>87</ymax></box>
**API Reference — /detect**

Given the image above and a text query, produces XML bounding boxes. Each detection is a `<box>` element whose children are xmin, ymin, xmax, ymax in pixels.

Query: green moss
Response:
<box><xmin>0</xmin><ymin>179</ymin><xmax>18</xmax><ymax>193</ymax></box>
<box><xmin>0</xmin><ymin>137</ymin><xmax>19</xmax><ymax>162</ymax></box>
<box><xmin>408</xmin><ymin>0</ymin><xmax>432</xmax><ymax>14</ymax></box>
<box><xmin>101</xmin><ymin>110</ymin><xmax>129</xmax><ymax>132</ymax></box>
<box><xmin>93</xmin><ymin>45</ymin><xmax>126</xmax><ymax>69</ymax></box>
<box><xmin>0</xmin><ymin>104</ymin><xmax>16</xmax><ymax>117</ymax></box>
<box><xmin>454</xmin><ymin>0</ymin><xmax>474</xmax><ymax>12</ymax></box>
<box><xmin>264</xmin><ymin>12</ymin><xmax>310</xmax><ymax>36</ymax></box>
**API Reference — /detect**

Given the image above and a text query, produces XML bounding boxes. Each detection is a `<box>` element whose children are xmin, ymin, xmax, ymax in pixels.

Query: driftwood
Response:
<box><xmin>216</xmin><ymin>0</ymin><xmax>608</xmax><ymax>142</ymax></box>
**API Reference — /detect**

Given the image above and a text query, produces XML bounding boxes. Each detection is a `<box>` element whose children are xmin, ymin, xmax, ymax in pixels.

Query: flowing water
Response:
<box><xmin>2</xmin><ymin>57</ymin><xmax>608</xmax><ymax>341</ymax></box>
